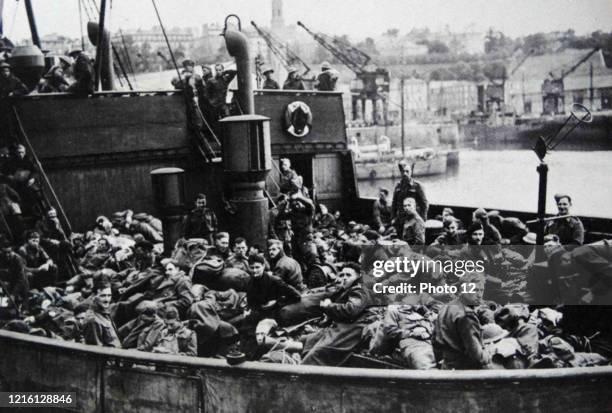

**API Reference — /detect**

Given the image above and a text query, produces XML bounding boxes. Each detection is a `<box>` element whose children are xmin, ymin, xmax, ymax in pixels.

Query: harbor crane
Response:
<box><xmin>484</xmin><ymin>49</ymin><xmax>535</xmax><ymax>113</ymax></box>
<box><xmin>297</xmin><ymin>21</ymin><xmax>390</xmax><ymax>125</ymax></box>
<box><xmin>542</xmin><ymin>47</ymin><xmax>600</xmax><ymax>115</ymax></box>
<box><xmin>250</xmin><ymin>21</ymin><xmax>311</xmax><ymax>83</ymax></box>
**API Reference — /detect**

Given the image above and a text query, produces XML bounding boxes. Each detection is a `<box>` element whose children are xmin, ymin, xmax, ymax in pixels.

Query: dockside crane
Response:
<box><xmin>542</xmin><ymin>47</ymin><xmax>600</xmax><ymax>115</ymax></box>
<box><xmin>297</xmin><ymin>21</ymin><xmax>390</xmax><ymax>125</ymax></box>
<box><xmin>484</xmin><ymin>49</ymin><xmax>535</xmax><ymax>113</ymax></box>
<box><xmin>250</xmin><ymin>21</ymin><xmax>311</xmax><ymax>82</ymax></box>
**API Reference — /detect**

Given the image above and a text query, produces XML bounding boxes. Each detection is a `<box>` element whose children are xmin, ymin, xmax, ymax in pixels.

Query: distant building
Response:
<box><xmin>505</xmin><ymin>48</ymin><xmax>612</xmax><ymax>115</ymax></box>
<box><xmin>429</xmin><ymin>80</ymin><xmax>479</xmax><ymax>116</ymax></box>
<box><xmin>18</xmin><ymin>34</ymin><xmax>83</xmax><ymax>55</ymax></box>
<box><xmin>112</xmin><ymin>26</ymin><xmax>195</xmax><ymax>50</ymax></box>
<box><xmin>405</xmin><ymin>27</ymin><xmax>486</xmax><ymax>55</ymax></box>
<box><xmin>375</xmin><ymin>34</ymin><xmax>428</xmax><ymax>59</ymax></box>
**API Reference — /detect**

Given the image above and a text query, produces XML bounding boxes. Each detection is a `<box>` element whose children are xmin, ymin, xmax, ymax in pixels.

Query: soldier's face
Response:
<box><xmin>400</xmin><ymin>166</ymin><xmax>411</xmax><ymax>180</ymax></box>
<box><xmin>403</xmin><ymin>198</ymin><xmax>416</xmax><ymax>214</ymax></box>
<box><xmin>1</xmin><ymin>68</ymin><xmax>9</xmax><ymax>78</ymax></box>
<box><xmin>337</xmin><ymin>268</ymin><xmax>358</xmax><ymax>287</ymax></box>
<box><xmin>556</xmin><ymin>198</ymin><xmax>571</xmax><ymax>215</ymax></box>
<box><xmin>461</xmin><ymin>280</ymin><xmax>484</xmax><ymax>306</ymax></box>
<box><xmin>215</xmin><ymin>64</ymin><xmax>223</xmax><ymax>74</ymax></box>
<box><xmin>250</xmin><ymin>262</ymin><xmax>265</xmax><ymax>278</ymax></box>
<box><xmin>17</xmin><ymin>146</ymin><xmax>26</xmax><ymax>159</ymax></box>
<box><xmin>1</xmin><ymin>247</ymin><xmax>12</xmax><ymax>259</ymax></box>
<box><xmin>234</xmin><ymin>242</ymin><xmax>247</xmax><ymax>258</ymax></box>
<box><xmin>95</xmin><ymin>287</ymin><xmax>112</xmax><ymax>310</ymax></box>
<box><xmin>215</xmin><ymin>237</ymin><xmax>229</xmax><ymax>252</ymax></box>
<box><xmin>165</xmin><ymin>263</ymin><xmax>179</xmax><ymax>277</ymax></box>
<box><xmin>28</xmin><ymin>237</ymin><xmax>40</xmax><ymax>248</ymax></box>
<box><xmin>268</xmin><ymin>244</ymin><xmax>281</xmax><ymax>259</ymax></box>
<box><xmin>470</xmin><ymin>229</ymin><xmax>484</xmax><ymax>245</ymax></box>
<box><xmin>196</xmin><ymin>198</ymin><xmax>206</xmax><ymax>208</ymax></box>
<box><xmin>447</xmin><ymin>221</ymin><xmax>458</xmax><ymax>235</ymax></box>
<box><xmin>165</xmin><ymin>317</ymin><xmax>181</xmax><ymax>331</ymax></box>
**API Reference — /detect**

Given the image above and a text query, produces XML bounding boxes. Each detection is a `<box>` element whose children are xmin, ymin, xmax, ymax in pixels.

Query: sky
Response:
<box><xmin>2</xmin><ymin>0</ymin><xmax>612</xmax><ymax>42</ymax></box>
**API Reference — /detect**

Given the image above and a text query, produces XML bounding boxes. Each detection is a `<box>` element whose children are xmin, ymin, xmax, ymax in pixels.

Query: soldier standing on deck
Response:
<box><xmin>314</xmin><ymin>61</ymin><xmax>339</xmax><ymax>92</ymax></box>
<box><xmin>182</xmin><ymin>194</ymin><xmax>218</xmax><ymax>245</ymax></box>
<box><xmin>391</xmin><ymin>160</ymin><xmax>428</xmax><ymax>220</ymax></box>
<box><xmin>282</xmin><ymin>67</ymin><xmax>305</xmax><ymax>90</ymax></box>
<box><xmin>208</xmin><ymin>63</ymin><xmax>237</xmax><ymax>119</ymax></box>
<box><xmin>261</xmin><ymin>66</ymin><xmax>280</xmax><ymax>90</ymax></box>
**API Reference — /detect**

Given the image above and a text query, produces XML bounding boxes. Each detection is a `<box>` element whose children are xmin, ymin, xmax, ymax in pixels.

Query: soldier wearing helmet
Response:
<box><xmin>0</xmin><ymin>61</ymin><xmax>28</xmax><ymax>99</ymax></box>
<box><xmin>282</xmin><ymin>66</ymin><xmax>305</xmax><ymax>90</ymax></box>
<box><xmin>315</xmin><ymin>61</ymin><xmax>339</xmax><ymax>91</ymax></box>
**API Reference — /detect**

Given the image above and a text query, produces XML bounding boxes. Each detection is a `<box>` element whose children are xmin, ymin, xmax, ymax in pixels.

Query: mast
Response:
<box><xmin>400</xmin><ymin>77</ymin><xmax>405</xmax><ymax>157</ymax></box>
<box><xmin>589</xmin><ymin>62</ymin><xmax>594</xmax><ymax>108</ymax></box>
<box><xmin>24</xmin><ymin>0</ymin><xmax>41</xmax><ymax>49</ymax></box>
<box><xmin>94</xmin><ymin>0</ymin><xmax>109</xmax><ymax>90</ymax></box>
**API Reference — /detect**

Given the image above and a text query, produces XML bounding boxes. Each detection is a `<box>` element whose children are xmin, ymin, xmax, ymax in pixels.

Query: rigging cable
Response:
<box><xmin>150</xmin><ymin>0</ymin><xmax>181</xmax><ymax>83</ymax></box>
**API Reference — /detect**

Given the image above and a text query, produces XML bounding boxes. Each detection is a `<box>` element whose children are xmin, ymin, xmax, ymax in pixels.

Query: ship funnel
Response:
<box><xmin>223</xmin><ymin>15</ymin><xmax>253</xmax><ymax>114</ymax></box>
<box><xmin>87</xmin><ymin>22</ymin><xmax>115</xmax><ymax>90</ymax></box>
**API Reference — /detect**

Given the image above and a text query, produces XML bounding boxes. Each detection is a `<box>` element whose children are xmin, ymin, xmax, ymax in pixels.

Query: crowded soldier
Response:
<box><xmin>0</xmin><ymin>171</ymin><xmax>608</xmax><ymax>370</ymax></box>
<box><xmin>38</xmin><ymin>65</ymin><xmax>70</xmax><ymax>93</ymax></box>
<box><xmin>394</xmin><ymin>197</ymin><xmax>425</xmax><ymax>246</ymax></box>
<box><xmin>372</xmin><ymin>188</ymin><xmax>392</xmax><ymax>234</ymax></box>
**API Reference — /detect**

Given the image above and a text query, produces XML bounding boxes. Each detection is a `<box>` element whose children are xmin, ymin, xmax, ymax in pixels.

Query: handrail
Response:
<box><xmin>11</xmin><ymin>107</ymin><xmax>72</xmax><ymax>235</ymax></box>
<box><xmin>1</xmin><ymin>329</ymin><xmax>612</xmax><ymax>382</ymax></box>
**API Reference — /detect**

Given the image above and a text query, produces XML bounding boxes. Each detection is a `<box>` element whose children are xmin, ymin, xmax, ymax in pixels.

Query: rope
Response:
<box><xmin>150</xmin><ymin>0</ymin><xmax>181</xmax><ymax>83</ymax></box>
<box><xmin>6</xmin><ymin>0</ymin><xmax>19</xmax><ymax>38</ymax></box>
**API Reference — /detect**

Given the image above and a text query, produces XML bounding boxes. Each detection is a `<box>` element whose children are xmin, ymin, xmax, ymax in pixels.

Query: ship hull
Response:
<box><xmin>1</xmin><ymin>329</ymin><xmax>612</xmax><ymax>413</ymax></box>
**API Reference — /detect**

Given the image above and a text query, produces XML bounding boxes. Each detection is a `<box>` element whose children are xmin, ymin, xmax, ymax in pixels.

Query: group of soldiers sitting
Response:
<box><xmin>0</xmin><ymin>157</ymin><xmax>610</xmax><ymax>370</ymax></box>
<box><xmin>0</xmin><ymin>50</ymin><xmax>97</xmax><ymax>99</ymax></box>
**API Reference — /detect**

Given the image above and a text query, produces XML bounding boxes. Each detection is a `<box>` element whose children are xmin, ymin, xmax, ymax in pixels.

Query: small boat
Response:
<box><xmin>348</xmin><ymin>136</ymin><xmax>458</xmax><ymax>180</ymax></box>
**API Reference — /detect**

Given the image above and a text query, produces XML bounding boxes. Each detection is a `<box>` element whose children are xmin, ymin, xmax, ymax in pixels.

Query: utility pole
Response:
<box><xmin>401</xmin><ymin>77</ymin><xmax>406</xmax><ymax>157</ymax></box>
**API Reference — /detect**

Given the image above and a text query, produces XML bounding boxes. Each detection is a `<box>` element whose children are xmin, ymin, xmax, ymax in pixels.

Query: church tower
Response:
<box><xmin>271</xmin><ymin>0</ymin><xmax>285</xmax><ymax>32</ymax></box>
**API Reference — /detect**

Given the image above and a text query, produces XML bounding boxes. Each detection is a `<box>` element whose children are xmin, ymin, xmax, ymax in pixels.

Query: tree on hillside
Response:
<box><xmin>357</xmin><ymin>37</ymin><xmax>379</xmax><ymax>56</ymax></box>
<box><xmin>522</xmin><ymin>33</ymin><xmax>548</xmax><ymax>54</ymax></box>
<box><xmin>427</xmin><ymin>40</ymin><xmax>450</xmax><ymax>54</ymax></box>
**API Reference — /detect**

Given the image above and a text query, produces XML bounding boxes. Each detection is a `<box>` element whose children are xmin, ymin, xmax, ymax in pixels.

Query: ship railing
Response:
<box><xmin>9</xmin><ymin>107</ymin><xmax>79</xmax><ymax>275</ymax></box>
<box><xmin>1</xmin><ymin>329</ymin><xmax>612</xmax><ymax>412</ymax></box>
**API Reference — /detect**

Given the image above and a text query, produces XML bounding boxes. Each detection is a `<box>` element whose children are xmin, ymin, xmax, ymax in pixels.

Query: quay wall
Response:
<box><xmin>1</xmin><ymin>330</ymin><xmax>612</xmax><ymax>413</ymax></box>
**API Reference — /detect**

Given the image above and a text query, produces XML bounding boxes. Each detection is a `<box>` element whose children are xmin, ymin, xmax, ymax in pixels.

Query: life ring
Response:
<box><xmin>284</xmin><ymin>101</ymin><xmax>313</xmax><ymax>137</ymax></box>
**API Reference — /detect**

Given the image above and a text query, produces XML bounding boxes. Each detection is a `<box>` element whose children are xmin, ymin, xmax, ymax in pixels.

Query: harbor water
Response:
<box><xmin>358</xmin><ymin>150</ymin><xmax>612</xmax><ymax>219</ymax></box>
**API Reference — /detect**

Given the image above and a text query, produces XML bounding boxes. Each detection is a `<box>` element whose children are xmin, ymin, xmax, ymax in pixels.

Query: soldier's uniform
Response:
<box><xmin>82</xmin><ymin>302</ymin><xmax>121</xmax><ymax>348</ymax></box>
<box><xmin>433</xmin><ymin>299</ymin><xmax>490</xmax><ymax>369</ymax></box>
<box><xmin>391</xmin><ymin>179</ymin><xmax>429</xmax><ymax>220</ymax></box>
<box><xmin>182</xmin><ymin>207</ymin><xmax>218</xmax><ymax>245</ymax></box>
<box><xmin>545</xmin><ymin>215</ymin><xmax>584</xmax><ymax>248</ymax></box>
